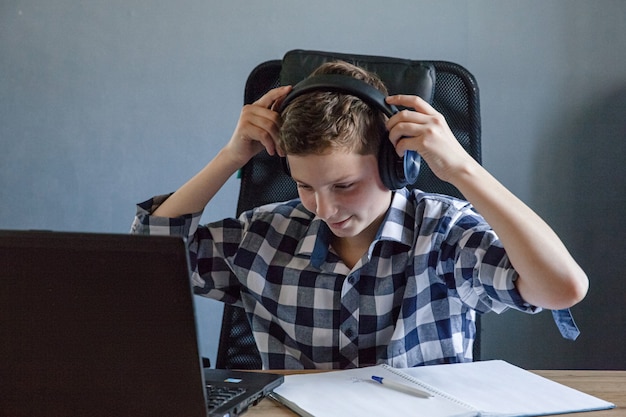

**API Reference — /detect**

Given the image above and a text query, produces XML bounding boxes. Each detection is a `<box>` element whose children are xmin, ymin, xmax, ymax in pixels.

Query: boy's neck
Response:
<box><xmin>331</xmin><ymin>211</ymin><xmax>386</xmax><ymax>269</ymax></box>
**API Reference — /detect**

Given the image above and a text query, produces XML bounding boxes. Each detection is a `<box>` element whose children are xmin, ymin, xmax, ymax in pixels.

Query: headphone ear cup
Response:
<box><xmin>378</xmin><ymin>137</ymin><xmax>422</xmax><ymax>190</ymax></box>
<box><xmin>378</xmin><ymin>137</ymin><xmax>407</xmax><ymax>190</ymax></box>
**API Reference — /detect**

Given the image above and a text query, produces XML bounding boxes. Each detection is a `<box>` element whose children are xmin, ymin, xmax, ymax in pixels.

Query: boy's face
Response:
<box><xmin>287</xmin><ymin>150</ymin><xmax>392</xmax><ymax>241</ymax></box>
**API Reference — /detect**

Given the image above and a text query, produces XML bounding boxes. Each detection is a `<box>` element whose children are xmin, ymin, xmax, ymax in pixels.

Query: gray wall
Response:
<box><xmin>2</xmin><ymin>1</ymin><xmax>624</xmax><ymax>369</ymax></box>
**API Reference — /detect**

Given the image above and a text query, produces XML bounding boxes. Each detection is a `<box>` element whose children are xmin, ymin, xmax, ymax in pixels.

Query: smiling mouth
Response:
<box><xmin>328</xmin><ymin>217</ymin><xmax>351</xmax><ymax>229</ymax></box>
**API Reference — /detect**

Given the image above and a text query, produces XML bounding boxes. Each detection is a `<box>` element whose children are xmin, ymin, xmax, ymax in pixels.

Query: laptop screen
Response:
<box><xmin>1</xmin><ymin>231</ymin><xmax>208</xmax><ymax>417</ymax></box>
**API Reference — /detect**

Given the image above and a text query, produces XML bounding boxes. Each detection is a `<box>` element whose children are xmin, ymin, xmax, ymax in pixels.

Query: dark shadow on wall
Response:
<box><xmin>480</xmin><ymin>85</ymin><xmax>626</xmax><ymax>370</ymax></box>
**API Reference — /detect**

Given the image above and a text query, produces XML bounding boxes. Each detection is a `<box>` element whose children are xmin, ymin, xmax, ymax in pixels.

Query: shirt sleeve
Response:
<box><xmin>442</xmin><ymin>203</ymin><xmax>540</xmax><ymax>316</ymax></box>
<box><xmin>130</xmin><ymin>194</ymin><xmax>202</xmax><ymax>239</ymax></box>
<box><xmin>130</xmin><ymin>194</ymin><xmax>244</xmax><ymax>305</ymax></box>
<box><xmin>444</xmin><ymin>204</ymin><xmax>581</xmax><ymax>340</ymax></box>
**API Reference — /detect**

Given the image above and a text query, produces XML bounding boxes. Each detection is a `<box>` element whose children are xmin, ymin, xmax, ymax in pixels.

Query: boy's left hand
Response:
<box><xmin>385</xmin><ymin>95</ymin><xmax>478</xmax><ymax>184</ymax></box>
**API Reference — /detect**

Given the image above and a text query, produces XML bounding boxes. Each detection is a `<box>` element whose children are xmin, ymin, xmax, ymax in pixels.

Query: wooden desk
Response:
<box><xmin>247</xmin><ymin>369</ymin><xmax>625</xmax><ymax>416</ymax></box>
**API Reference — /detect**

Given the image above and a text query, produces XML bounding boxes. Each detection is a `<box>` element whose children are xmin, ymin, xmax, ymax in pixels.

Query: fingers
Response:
<box><xmin>232</xmin><ymin>86</ymin><xmax>292</xmax><ymax>158</ymax></box>
<box><xmin>383</xmin><ymin>95</ymin><xmax>475</xmax><ymax>183</ymax></box>
<box><xmin>384</xmin><ymin>95</ymin><xmax>449</xmax><ymax>156</ymax></box>
<box><xmin>255</xmin><ymin>85</ymin><xmax>292</xmax><ymax>109</ymax></box>
<box><xmin>384</xmin><ymin>95</ymin><xmax>438</xmax><ymax>155</ymax></box>
<box><xmin>238</xmin><ymin>104</ymin><xmax>281</xmax><ymax>155</ymax></box>
<box><xmin>263</xmin><ymin>86</ymin><xmax>292</xmax><ymax>155</ymax></box>
<box><xmin>386</xmin><ymin>94</ymin><xmax>436</xmax><ymax>115</ymax></box>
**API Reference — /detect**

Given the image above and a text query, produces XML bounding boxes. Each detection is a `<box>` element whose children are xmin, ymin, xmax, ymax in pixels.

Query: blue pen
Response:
<box><xmin>371</xmin><ymin>375</ymin><xmax>432</xmax><ymax>398</ymax></box>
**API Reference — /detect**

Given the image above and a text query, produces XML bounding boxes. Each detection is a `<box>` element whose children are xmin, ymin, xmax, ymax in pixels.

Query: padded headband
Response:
<box><xmin>278</xmin><ymin>74</ymin><xmax>398</xmax><ymax>117</ymax></box>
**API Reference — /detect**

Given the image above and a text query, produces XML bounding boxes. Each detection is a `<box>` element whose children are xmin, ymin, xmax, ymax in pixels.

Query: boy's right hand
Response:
<box><xmin>224</xmin><ymin>86</ymin><xmax>292</xmax><ymax>167</ymax></box>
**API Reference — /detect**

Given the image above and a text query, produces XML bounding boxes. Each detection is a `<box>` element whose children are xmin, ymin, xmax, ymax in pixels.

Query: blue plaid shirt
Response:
<box><xmin>131</xmin><ymin>188</ymin><xmax>538</xmax><ymax>369</ymax></box>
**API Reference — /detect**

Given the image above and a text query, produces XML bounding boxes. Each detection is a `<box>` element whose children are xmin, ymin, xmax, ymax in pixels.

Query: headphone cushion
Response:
<box><xmin>378</xmin><ymin>138</ymin><xmax>407</xmax><ymax>190</ymax></box>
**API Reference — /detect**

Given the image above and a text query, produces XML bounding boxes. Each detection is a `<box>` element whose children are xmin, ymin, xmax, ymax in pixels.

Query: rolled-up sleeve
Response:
<box><xmin>130</xmin><ymin>194</ymin><xmax>202</xmax><ymax>240</ymax></box>
<box><xmin>457</xmin><ymin>228</ymin><xmax>537</xmax><ymax>315</ymax></box>
<box><xmin>438</xmin><ymin>204</ymin><xmax>540</xmax><ymax>316</ymax></box>
<box><xmin>130</xmin><ymin>194</ymin><xmax>247</xmax><ymax>306</ymax></box>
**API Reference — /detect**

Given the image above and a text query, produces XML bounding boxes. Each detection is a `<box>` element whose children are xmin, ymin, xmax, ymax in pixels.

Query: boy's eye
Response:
<box><xmin>296</xmin><ymin>182</ymin><xmax>354</xmax><ymax>191</ymax></box>
<box><xmin>335</xmin><ymin>183</ymin><xmax>354</xmax><ymax>190</ymax></box>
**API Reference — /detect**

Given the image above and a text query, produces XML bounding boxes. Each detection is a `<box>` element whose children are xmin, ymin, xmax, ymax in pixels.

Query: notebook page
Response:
<box><xmin>271</xmin><ymin>365</ymin><xmax>477</xmax><ymax>417</ymax></box>
<box><xmin>396</xmin><ymin>360</ymin><xmax>614</xmax><ymax>416</ymax></box>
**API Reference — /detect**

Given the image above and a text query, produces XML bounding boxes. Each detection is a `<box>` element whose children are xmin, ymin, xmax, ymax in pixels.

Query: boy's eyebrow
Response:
<box><xmin>292</xmin><ymin>175</ymin><xmax>358</xmax><ymax>187</ymax></box>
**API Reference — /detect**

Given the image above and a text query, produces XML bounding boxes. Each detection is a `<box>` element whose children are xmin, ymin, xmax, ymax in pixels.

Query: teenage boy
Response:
<box><xmin>131</xmin><ymin>61</ymin><xmax>587</xmax><ymax>369</ymax></box>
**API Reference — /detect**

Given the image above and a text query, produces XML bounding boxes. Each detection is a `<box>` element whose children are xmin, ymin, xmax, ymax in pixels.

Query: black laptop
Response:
<box><xmin>0</xmin><ymin>230</ymin><xmax>283</xmax><ymax>417</ymax></box>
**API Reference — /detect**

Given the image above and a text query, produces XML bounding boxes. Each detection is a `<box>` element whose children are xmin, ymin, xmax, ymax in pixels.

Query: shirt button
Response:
<box><xmin>347</xmin><ymin>275</ymin><xmax>356</xmax><ymax>285</ymax></box>
<box><xmin>345</xmin><ymin>328</ymin><xmax>354</xmax><ymax>338</ymax></box>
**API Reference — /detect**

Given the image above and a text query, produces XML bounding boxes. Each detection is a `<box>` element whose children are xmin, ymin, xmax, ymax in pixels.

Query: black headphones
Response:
<box><xmin>278</xmin><ymin>74</ymin><xmax>421</xmax><ymax>190</ymax></box>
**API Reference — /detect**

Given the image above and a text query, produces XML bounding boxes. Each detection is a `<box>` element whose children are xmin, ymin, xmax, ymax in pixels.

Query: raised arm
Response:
<box><xmin>153</xmin><ymin>86</ymin><xmax>291</xmax><ymax>218</ymax></box>
<box><xmin>385</xmin><ymin>94</ymin><xmax>588</xmax><ymax>310</ymax></box>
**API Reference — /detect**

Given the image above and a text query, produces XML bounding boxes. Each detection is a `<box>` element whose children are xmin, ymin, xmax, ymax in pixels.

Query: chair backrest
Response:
<box><xmin>215</xmin><ymin>50</ymin><xmax>482</xmax><ymax>369</ymax></box>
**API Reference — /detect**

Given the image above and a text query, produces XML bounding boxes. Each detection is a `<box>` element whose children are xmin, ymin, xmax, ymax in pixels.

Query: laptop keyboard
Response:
<box><xmin>206</xmin><ymin>383</ymin><xmax>247</xmax><ymax>412</ymax></box>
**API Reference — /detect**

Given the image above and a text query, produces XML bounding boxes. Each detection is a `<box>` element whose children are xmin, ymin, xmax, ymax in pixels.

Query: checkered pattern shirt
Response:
<box><xmin>131</xmin><ymin>188</ymin><xmax>537</xmax><ymax>369</ymax></box>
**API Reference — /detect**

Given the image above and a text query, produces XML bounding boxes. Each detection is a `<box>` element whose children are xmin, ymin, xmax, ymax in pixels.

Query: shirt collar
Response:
<box><xmin>295</xmin><ymin>217</ymin><xmax>332</xmax><ymax>268</ymax></box>
<box><xmin>377</xmin><ymin>188</ymin><xmax>416</xmax><ymax>248</ymax></box>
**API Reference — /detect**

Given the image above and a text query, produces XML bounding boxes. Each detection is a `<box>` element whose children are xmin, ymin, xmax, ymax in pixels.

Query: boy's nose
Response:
<box><xmin>315</xmin><ymin>193</ymin><xmax>337</xmax><ymax>220</ymax></box>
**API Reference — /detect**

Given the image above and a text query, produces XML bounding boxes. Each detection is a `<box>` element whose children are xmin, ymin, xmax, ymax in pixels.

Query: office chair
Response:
<box><xmin>214</xmin><ymin>50</ymin><xmax>482</xmax><ymax>370</ymax></box>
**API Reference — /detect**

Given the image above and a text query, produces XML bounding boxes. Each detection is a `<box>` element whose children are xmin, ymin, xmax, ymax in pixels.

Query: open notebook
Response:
<box><xmin>270</xmin><ymin>360</ymin><xmax>614</xmax><ymax>417</ymax></box>
<box><xmin>0</xmin><ymin>230</ymin><xmax>283</xmax><ymax>417</ymax></box>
